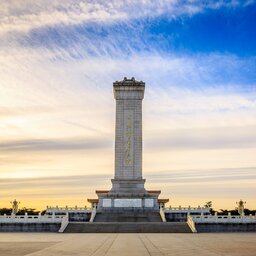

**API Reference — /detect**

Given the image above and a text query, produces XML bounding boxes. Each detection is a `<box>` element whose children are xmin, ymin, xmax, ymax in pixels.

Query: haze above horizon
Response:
<box><xmin>0</xmin><ymin>0</ymin><xmax>256</xmax><ymax>210</ymax></box>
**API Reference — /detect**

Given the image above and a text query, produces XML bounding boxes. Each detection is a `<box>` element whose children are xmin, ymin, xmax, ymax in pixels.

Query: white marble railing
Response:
<box><xmin>164</xmin><ymin>206</ymin><xmax>210</xmax><ymax>213</ymax></box>
<box><xmin>187</xmin><ymin>215</ymin><xmax>197</xmax><ymax>233</ymax></box>
<box><xmin>89</xmin><ymin>208</ymin><xmax>97</xmax><ymax>222</ymax></box>
<box><xmin>58</xmin><ymin>214</ymin><xmax>69</xmax><ymax>232</ymax></box>
<box><xmin>46</xmin><ymin>206</ymin><xmax>92</xmax><ymax>213</ymax></box>
<box><xmin>160</xmin><ymin>207</ymin><xmax>166</xmax><ymax>222</ymax></box>
<box><xmin>0</xmin><ymin>213</ymin><xmax>66</xmax><ymax>223</ymax></box>
<box><xmin>191</xmin><ymin>213</ymin><xmax>256</xmax><ymax>223</ymax></box>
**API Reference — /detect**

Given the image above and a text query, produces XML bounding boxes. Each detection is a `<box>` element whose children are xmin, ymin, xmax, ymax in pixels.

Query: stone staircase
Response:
<box><xmin>62</xmin><ymin>209</ymin><xmax>192</xmax><ymax>233</ymax></box>
<box><xmin>93</xmin><ymin>210</ymin><xmax>162</xmax><ymax>222</ymax></box>
<box><xmin>64</xmin><ymin>222</ymin><xmax>192</xmax><ymax>233</ymax></box>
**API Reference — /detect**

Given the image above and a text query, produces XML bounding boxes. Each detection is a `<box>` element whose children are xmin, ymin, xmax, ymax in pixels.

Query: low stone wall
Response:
<box><xmin>0</xmin><ymin>223</ymin><xmax>61</xmax><ymax>232</ymax></box>
<box><xmin>68</xmin><ymin>212</ymin><xmax>91</xmax><ymax>222</ymax></box>
<box><xmin>165</xmin><ymin>212</ymin><xmax>210</xmax><ymax>222</ymax></box>
<box><xmin>195</xmin><ymin>223</ymin><xmax>256</xmax><ymax>233</ymax></box>
<box><xmin>165</xmin><ymin>212</ymin><xmax>187</xmax><ymax>222</ymax></box>
<box><xmin>64</xmin><ymin>222</ymin><xmax>192</xmax><ymax>233</ymax></box>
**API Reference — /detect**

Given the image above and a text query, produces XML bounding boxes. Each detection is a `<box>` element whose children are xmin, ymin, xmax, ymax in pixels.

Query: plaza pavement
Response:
<box><xmin>0</xmin><ymin>233</ymin><xmax>255</xmax><ymax>256</ymax></box>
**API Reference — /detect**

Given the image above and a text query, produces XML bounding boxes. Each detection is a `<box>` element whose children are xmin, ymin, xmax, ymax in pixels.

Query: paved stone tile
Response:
<box><xmin>105</xmin><ymin>234</ymin><xmax>150</xmax><ymax>256</ymax></box>
<box><xmin>0</xmin><ymin>242</ymin><xmax>58</xmax><ymax>256</ymax></box>
<box><xmin>0</xmin><ymin>233</ymin><xmax>255</xmax><ymax>256</ymax></box>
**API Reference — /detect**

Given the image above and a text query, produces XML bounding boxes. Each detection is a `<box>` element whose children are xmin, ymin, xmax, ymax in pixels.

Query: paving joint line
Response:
<box><xmin>139</xmin><ymin>235</ymin><xmax>164</xmax><ymax>256</ymax></box>
<box><xmin>89</xmin><ymin>235</ymin><xmax>112</xmax><ymax>256</ymax></box>
<box><xmin>144</xmin><ymin>234</ymin><xmax>165</xmax><ymax>256</ymax></box>
<box><xmin>101</xmin><ymin>234</ymin><xmax>118</xmax><ymax>256</ymax></box>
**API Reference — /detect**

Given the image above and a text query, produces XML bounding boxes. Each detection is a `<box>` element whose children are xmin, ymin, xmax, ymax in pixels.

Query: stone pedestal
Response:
<box><xmin>96</xmin><ymin>189</ymin><xmax>161</xmax><ymax>211</ymax></box>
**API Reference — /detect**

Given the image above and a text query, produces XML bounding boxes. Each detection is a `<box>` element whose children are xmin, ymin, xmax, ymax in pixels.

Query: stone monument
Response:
<box><xmin>88</xmin><ymin>78</ymin><xmax>168</xmax><ymax>216</ymax></box>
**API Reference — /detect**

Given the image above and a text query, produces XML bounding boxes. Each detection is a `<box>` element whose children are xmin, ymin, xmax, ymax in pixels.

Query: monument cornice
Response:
<box><xmin>113</xmin><ymin>77</ymin><xmax>145</xmax><ymax>87</ymax></box>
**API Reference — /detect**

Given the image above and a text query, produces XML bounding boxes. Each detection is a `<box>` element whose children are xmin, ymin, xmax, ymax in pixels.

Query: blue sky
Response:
<box><xmin>0</xmin><ymin>0</ymin><xmax>256</xmax><ymax>209</ymax></box>
<box><xmin>12</xmin><ymin>0</ymin><xmax>255</xmax><ymax>88</ymax></box>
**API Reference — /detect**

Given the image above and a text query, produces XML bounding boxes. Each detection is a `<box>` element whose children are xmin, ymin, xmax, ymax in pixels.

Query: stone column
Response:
<box><xmin>111</xmin><ymin>77</ymin><xmax>145</xmax><ymax>192</ymax></box>
<box><xmin>93</xmin><ymin>77</ymin><xmax>162</xmax><ymax>210</ymax></box>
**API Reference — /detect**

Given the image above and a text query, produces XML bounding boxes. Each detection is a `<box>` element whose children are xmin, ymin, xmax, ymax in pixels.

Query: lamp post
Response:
<box><xmin>236</xmin><ymin>199</ymin><xmax>246</xmax><ymax>217</ymax></box>
<box><xmin>10</xmin><ymin>199</ymin><xmax>20</xmax><ymax>215</ymax></box>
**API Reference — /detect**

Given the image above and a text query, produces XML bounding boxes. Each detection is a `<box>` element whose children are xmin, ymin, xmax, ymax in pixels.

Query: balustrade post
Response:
<box><xmin>214</xmin><ymin>212</ymin><xmax>218</xmax><ymax>222</ymax></box>
<box><xmin>200</xmin><ymin>212</ymin><xmax>204</xmax><ymax>221</ymax></box>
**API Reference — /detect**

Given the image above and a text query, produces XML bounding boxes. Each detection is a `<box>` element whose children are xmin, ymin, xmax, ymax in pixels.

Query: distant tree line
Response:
<box><xmin>204</xmin><ymin>201</ymin><xmax>256</xmax><ymax>215</ymax></box>
<box><xmin>217</xmin><ymin>209</ymin><xmax>256</xmax><ymax>215</ymax></box>
<box><xmin>0</xmin><ymin>207</ymin><xmax>42</xmax><ymax>215</ymax></box>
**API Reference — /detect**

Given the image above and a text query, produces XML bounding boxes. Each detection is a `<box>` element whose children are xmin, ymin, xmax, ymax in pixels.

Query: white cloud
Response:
<box><xmin>0</xmin><ymin>0</ymin><xmax>255</xmax><ymax>199</ymax></box>
<box><xmin>0</xmin><ymin>0</ymin><xmax>255</xmax><ymax>210</ymax></box>
<box><xmin>0</xmin><ymin>167</ymin><xmax>255</xmax><ymax>210</ymax></box>
<box><xmin>1</xmin><ymin>45</ymin><xmax>256</xmax><ymax>154</ymax></box>
<box><xmin>0</xmin><ymin>0</ymin><xmax>250</xmax><ymax>34</ymax></box>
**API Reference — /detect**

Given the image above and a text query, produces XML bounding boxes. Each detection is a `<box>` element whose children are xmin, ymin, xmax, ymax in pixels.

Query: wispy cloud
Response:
<box><xmin>0</xmin><ymin>167</ymin><xmax>255</xmax><ymax>209</ymax></box>
<box><xmin>1</xmin><ymin>0</ymin><xmax>251</xmax><ymax>34</ymax></box>
<box><xmin>0</xmin><ymin>137</ymin><xmax>111</xmax><ymax>152</ymax></box>
<box><xmin>145</xmin><ymin>126</ymin><xmax>256</xmax><ymax>150</ymax></box>
<box><xmin>0</xmin><ymin>0</ymin><xmax>255</xmax><ymax>209</ymax></box>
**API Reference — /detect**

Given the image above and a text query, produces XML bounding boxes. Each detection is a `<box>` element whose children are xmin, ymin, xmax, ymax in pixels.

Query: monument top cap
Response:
<box><xmin>113</xmin><ymin>77</ymin><xmax>145</xmax><ymax>87</ymax></box>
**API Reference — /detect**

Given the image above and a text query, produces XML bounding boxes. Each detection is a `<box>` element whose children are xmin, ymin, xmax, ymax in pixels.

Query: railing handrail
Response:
<box><xmin>160</xmin><ymin>207</ymin><xmax>166</xmax><ymax>222</ymax></box>
<box><xmin>187</xmin><ymin>215</ymin><xmax>197</xmax><ymax>233</ymax></box>
<box><xmin>167</xmin><ymin>207</ymin><xmax>209</xmax><ymax>209</ymax></box>
<box><xmin>164</xmin><ymin>207</ymin><xmax>210</xmax><ymax>212</ymax></box>
<box><xmin>46</xmin><ymin>206</ymin><xmax>91</xmax><ymax>210</ymax></box>
<box><xmin>89</xmin><ymin>208</ymin><xmax>97</xmax><ymax>222</ymax></box>
<box><xmin>0</xmin><ymin>214</ymin><xmax>66</xmax><ymax>223</ymax></box>
<box><xmin>58</xmin><ymin>213</ymin><xmax>69</xmax><ymax>233</ymax></box>
<box><xmin>190</xmin><ymin>214</ymin><xmax>256</xmax><ymax>223</ymax></box>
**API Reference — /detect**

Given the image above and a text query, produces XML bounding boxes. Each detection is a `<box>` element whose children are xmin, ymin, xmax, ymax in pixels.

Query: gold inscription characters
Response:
<box><xmin>125</xmin><ymin>112</ymin><xmax>132</xmax><ymax>165</ymax></box>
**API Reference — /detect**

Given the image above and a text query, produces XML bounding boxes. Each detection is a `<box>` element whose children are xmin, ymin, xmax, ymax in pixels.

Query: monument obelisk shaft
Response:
<box><xmin>92</xmin><ymin>78</ymin><xmax>162</xmax><ymax>210</ymax></box>
<box><xmin>111</xmin><ymin>78</ymin><xmax>146</xmax><ymax>192</ymax></box>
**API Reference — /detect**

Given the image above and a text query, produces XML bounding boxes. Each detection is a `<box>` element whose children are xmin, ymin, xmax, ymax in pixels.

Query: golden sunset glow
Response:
<box><xmin>1</xmin><ymin>1</ymin><xmax>256</xmax><ymax>211</ymax></box>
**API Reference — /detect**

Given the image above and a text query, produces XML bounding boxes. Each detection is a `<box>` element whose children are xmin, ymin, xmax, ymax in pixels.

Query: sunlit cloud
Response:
<box><xmin>0</xmin><ymin>0</ymin><xmax>255</xmax><ymax>209</ymax></box>
<box><xmin>1</xmin><ymin>0</ymin><xmax>251</xmax><ymax>34</ymax></box>
<box><xmin>0</xmin><ymin>167</ymin><xmax>255</xmax><ymax>210</ymax></box>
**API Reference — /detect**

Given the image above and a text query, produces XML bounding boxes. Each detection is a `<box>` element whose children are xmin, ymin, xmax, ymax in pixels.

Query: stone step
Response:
<box><xmin>93</xmin><ymin>211</ymin><xmax>162</xmax><ymax>222</ymax></box>
<box><xmin>64</xmin><ymin>222</ymin><xmax>192</xmax><ymax>233</ymax></box>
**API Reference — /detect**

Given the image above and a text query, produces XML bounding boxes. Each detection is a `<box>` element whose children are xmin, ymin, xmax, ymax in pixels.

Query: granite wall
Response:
<box><xmin>0</xmin><ymin>223</ymin><xmax>61</xmax><ymax>232</ymax></box>
<box><xmin>195</xmin><ymin>223</ymin><xmax>256</xmax><ymax>232</ymax></box>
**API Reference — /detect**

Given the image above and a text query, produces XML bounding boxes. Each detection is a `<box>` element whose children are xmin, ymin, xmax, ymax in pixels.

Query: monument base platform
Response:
<box><xmin>91</xmin><ymin>188</ymin><xmax>164</xmax><ymax>211</ymax></box>
<box><xmin>93</xmin><ymin>208</ymin><xmax>162</xmax><ymax>222</ymax></box>
<box><xmin>63</xmin><ymin>222</ymin><xmax>192</xmax><ymax>233</ymax></box>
